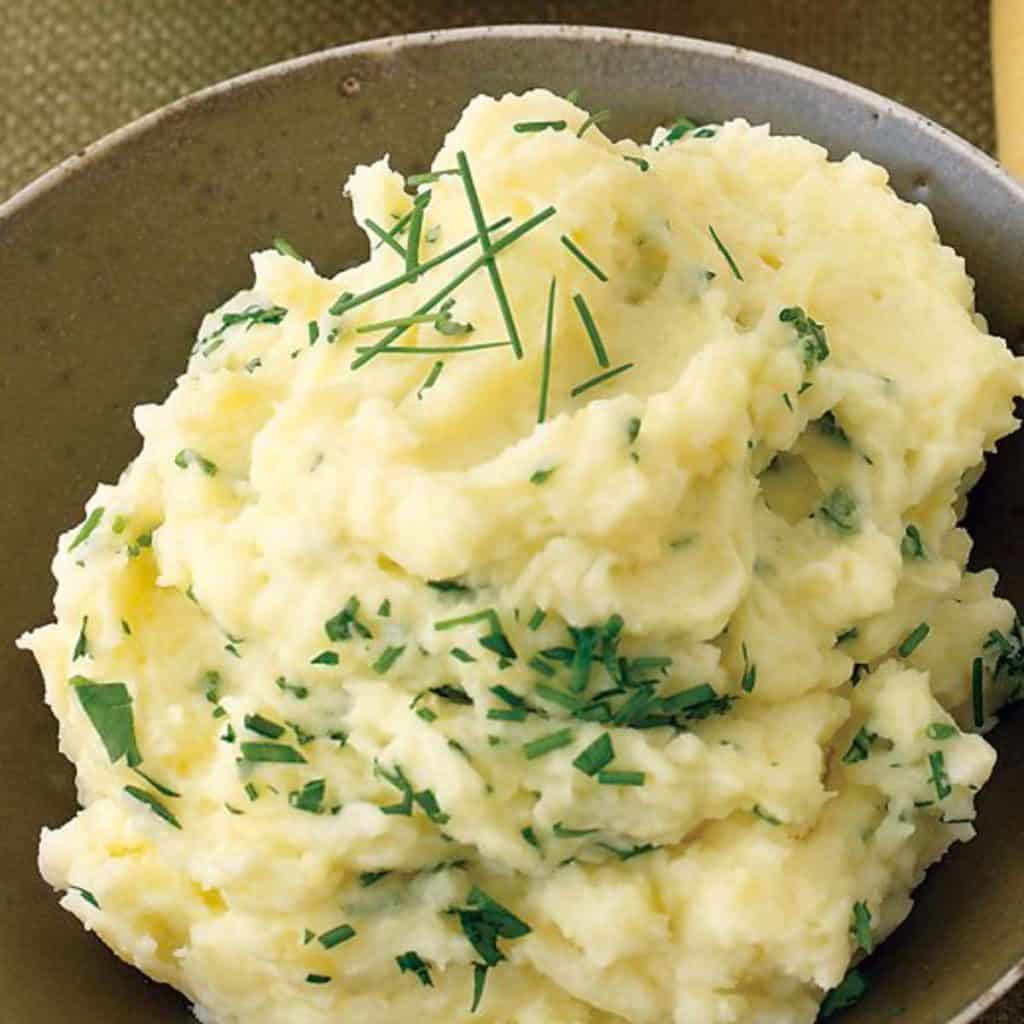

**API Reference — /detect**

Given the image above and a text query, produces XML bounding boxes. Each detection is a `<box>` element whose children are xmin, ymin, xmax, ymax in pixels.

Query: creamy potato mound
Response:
<box><xmin>20</xmin><ymin>90</ymin><xmax>1024</xmax><ymax>1024</ymax></box>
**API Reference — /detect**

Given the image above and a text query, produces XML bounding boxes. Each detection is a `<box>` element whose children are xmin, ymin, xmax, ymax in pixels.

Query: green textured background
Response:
<box><xmin>3</xmin><ymin>1</ymin><xmax>1017</xmax><ymax>1021</ymax></box>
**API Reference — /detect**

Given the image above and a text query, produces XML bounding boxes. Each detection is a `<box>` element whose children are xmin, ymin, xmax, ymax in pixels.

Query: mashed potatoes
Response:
<box><xmin>20</xmin><ymin>90</ymin><xmax>1024</xmax><ymax>1024</ymax></box>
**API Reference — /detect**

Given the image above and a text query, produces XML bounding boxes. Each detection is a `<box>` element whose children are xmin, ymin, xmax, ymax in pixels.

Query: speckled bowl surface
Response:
<box><xmin>1</xmin><ymin>25</ymin><xmax>1023</xmax><ymax>1024</ymax></box>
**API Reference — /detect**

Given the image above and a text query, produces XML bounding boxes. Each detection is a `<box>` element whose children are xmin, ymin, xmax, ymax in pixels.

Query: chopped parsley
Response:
<box><xmin>72</xmin><ymin>677</ymin><xmax>141</xmax><ymax>767</ymax></box>
<box><xmin>658</xmin><ymin>116</ymin><xmax>699</xmax><ymax>146</ymax></box>
<box><xmin>560</xmin><ymin>235</ymin><xmax>608</xmax><ymax>281</ymax></box>
<box><xmin>124</xmin><ymin>785</ymin><xmax>181</xmax><ymax>829</ymax></box>
<box><xmin>572</xmin><ymin>732</ymin><xmax>614</xmax><ymax>776</ymax></box>
<box><xmin>898</xmin><ymin>622</ymin><xmax>930</xmax><ymax>658</ymax></box>
<box><xmin>708</xmin><ymin>225</ymin><xmax>743</xmax><ymax>281</ymax></box>
<box><xmin>396</xmin><ymin>950</ymin><xmax>433</xmax><ymax>987</ymax></box>
<box><xmin>173</xmin><ymin>449</ymin><xmax>218</xmax><ymax>476</ymax></box>
<box><xmin>69</xmin><ymin>507</ymin><xmax>105</xmax><ymax>551</ymax></box>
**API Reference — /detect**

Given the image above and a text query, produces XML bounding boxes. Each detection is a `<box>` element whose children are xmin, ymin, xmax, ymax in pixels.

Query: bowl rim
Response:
<box><xmin>2</xmin><ymin>22</ymin><xmax>1022</xmax><ymax>1024</ymax></box>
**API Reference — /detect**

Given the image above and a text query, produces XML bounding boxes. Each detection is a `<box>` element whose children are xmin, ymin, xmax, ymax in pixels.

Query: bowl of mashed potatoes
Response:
<box><xmin>3</xmin><ymin>25</ymin><xmax>1024</xmax><ymax>1024</ymax></box>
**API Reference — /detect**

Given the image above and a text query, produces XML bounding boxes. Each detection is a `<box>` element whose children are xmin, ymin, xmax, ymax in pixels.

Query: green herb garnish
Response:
<box><xmin>520</xmin><ymin>826</ymin><xmax>540</xmax><ymax>849</ymax></box>
<box><xmin>929</xmin><ymin>750</ymin><xmax>952</xmax><ymax>799</ymax></box>
<box><xmin>523</xmin><ymin>727</ymin><xmax>575</xmax><ymax>760</ymax></box>
<box><xmin>513</xmin><ymin>120</ymin><xmax>567</xmax><ymax>133</ymax></box>
<box><xmin>72</xmin><ymin>678</ymin><xmax>141</xmax><ymax>767</ymax></box>
<box><xmin>658</xmin><ymin>116</ymin><xmax>699</xmax><ymax>147</ymax></box>
<box><xmin>198</xmin><ymin>304</ymin><xmax>287</xmax><ymax>355</ymax></box>
<box><xmin>530</xmin><ymin>467</ymin><xmax>556</xmax><ymax>485</ymax></box>
<box><xmin>820</xmin><ymin>968</ymin><xmax>868</xmax><ymax>1018</ymax></box>
<box><xmin>527</xmin><ymin>608</ymin><xmax>547</xmax><ymax>631</ymax></box>
<box><xmin>289</xmin><ymin>778</ymin><xmax>326</xmax><ymax>814</ymax></box>
<box><xmin>373</xmin><ymin>645</ymin><xmax>406</xmax><ymax>674</ymax></box>
<box><xmin>72</xmin><ymin>617</ymin><xmax>89</xmax><ymax>661</ymax></box>
<box><xmin>69</xmin><ymin>507</ymin><xmax>105</xmax><ymax>551</ymax></box>
<box><xmin>779</xmin><ymin>306</ymin><xmax>830</xmax><ymax>369</ymax></box>
<box><xmin>898</xmin><ymin>622</ymin><xmax>930</xmax><ymax>658</ymax></box>
<box><xmin>359</xmin><ymin>870</ymin><xmax>390</xmax><ymax>887</ymax></box>
<box><xmin>430</xmin><ymin>683</ymin><xmax>474</xmax><ymax>705</ymax></box>
<box><xmin>307</xmin><ymin>321</ymin><xmax>319</xmax><ymax>345</ymax></box>
<box><xmin>324</xmin><ymin>597</ymin><xmax>372</xmax><ymax>641</ymax></box>
<box><xmin>851</xmin><ymin>901</ymin><xmax>873</xmax><ymax>953</ymax></box>
<box><xmin>173</xmin><ymin>449</ymin><xmax>218</xmax><ymax>476</ymax></box>
<box><xmin>572</xmin><ymin>292</ymin><xmax>610</xmax><ymax>367</ymax></box>
<box><xmin>396</xmin><ymin>950</ymin><xmax>433</xmax><ymax>987</ymax></box>
<box><xmin>576</xmin><ymin>109</ymin><xmax>611</xmax><ymax>138</ymax></box>
<box><xmin>901</xmin><ymin>524</ymin><xmax>927</xmax><ymax>560</ymax></box>
<box><xmin>311</xmin><ymin>650</ymin><xmax>339</xmax><ymax>666</ymax></box>
<box><xmin>842</xmin><ymin>726</ymin><xmax>877</xmax><ymax>764</ymax></box>
<box><xmin>572</xmin><ymin>732</ymin><xmax>614</xmax><ymax>776</ymax></box>
<box><xmin>752</xmin><ymin>804</ymin><xmax>781</xmax><ymax>825</ymax></box>
<box><xmin>244</xmin><ymin>714</ymin><xmax>285</xmax><ymax>739</ymax></box>
<box><xmin>570</xmin><ymin>362</ymin><xmax>634</xmax><ymax>398</ymax></box>
<box><xmin>240</xmin><ymin>741</ymin><xmax>306</xmax><ymax>764</ymax></box>
<box><xmin>537</xmin><ymin>275</ymin><xmax>557</xmax><ymax>423</ymax></box>
<box><xmin>560</xmin><ymin>236</ymin><xmax>608</xmax><ymax>281</ymax></box>
<box><xmin>623</xmin><ymin>155</ymin><xmax>649</xmax><ymax>171</ymax></box>
<box><xmin>132</xmin><ymin>768</ymin><xmax>180</xmax><ymax>798</ymax></box>
<box><xmin>405</xmin><ymin>191</ymin><xmax>429</xmax><ymax>282</ymax></box>
<box><xmin>273</xmin><ymin>237</ymin><xmax>303</xmax><ymax>260</ymax></box>
<box><xmin>408</xmin><ymin>169</ymin><xmax>459</xmax><ymax>186</ymax></box>
<box><xmin>597</xmin><ymin>769</ymin><xmax>645</xmax><ymax>786</ymax></box>
<box><xmin>708</xmin><ymin>225</ymin><xmax>743</xmax><ymax>281</ymax></box>
<box><xmin>417</xmin><ymin>360</ymin><xmax>444</xmax><ymax>399</ymax></box>
<box><xmin>305</xmin><ymin>974</ymin><xmax>331</xmax><ymax>985</ymax></box>
<box><xmin>124</xmin><ymin>785</ymin><xmax>181</xmax><ymax>829</ymax></box>
<box><xmin>365</xmin><ymin>217</ymin><xmax>408</xmax><ymax>256</ymax></box>
<box><xmin>926</xmin><ymin>722</ymin><xmax>957</xmax><ymax>740</ymax></box>
<box><xmin>68</xmin><ymin>886</ymin><xmax>100</xmax><ymax>909</ymax></box>
<box><xmin>836</xmin><ymin>627</ymin><xmax>859</xmax><ymax>645</ymax></box>
<box><xmin>428</xmin><ymin>578</ymin><xmax>474</xmax><ymax>595</ymax></box>
<box><xmin>276</xmin><ymin>677</ymin><xmax>309</xmax><ymax>699</ymax></box>
<box><xmin>741</xmin><ymin>642</ymin><xmax>757</xmax><ymax>693</ymax></box>
<box><xmin>817</xmin><ymin>487</ymin><xmax>859</xmax><ymax>535</ymax></box>
<box><xmin>318</xmin><ymin>923</ymin><xmax>356</xmax><ymax>949</ymax></box>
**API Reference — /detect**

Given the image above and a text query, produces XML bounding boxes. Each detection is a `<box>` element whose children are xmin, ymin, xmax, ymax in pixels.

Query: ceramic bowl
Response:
<box><xmin>2</xmin><ymin>25</ymin><xmax>1023</xmax><ymax>1024</ymax></box>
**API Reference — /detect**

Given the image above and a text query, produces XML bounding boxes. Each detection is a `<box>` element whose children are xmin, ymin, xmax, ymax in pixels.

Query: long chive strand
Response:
<box><xmin>538</xmin><ymin>277</ymin><xmax>557</xmax><ymax>423</ymax></box>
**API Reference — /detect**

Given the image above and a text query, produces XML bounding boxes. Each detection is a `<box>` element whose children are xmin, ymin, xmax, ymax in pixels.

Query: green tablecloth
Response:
<box><xmin>2</xmin><ymin>2</ymin><xmax>1016</xmax><ymax>1021</ymax></box>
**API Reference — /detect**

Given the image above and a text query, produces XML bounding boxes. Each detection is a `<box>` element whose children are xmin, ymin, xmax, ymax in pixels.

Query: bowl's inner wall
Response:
<box><xmin>1</xmin><ymin>29</ymin><xmax>1022</xmax><ymax>1023</ymax></box>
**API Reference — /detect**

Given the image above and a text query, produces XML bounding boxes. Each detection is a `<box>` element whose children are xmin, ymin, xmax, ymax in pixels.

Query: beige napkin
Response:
<box><xmin>994</xmin><ymin>0</ymin><xmax>1024</xmax><ymax>175</ymax></box>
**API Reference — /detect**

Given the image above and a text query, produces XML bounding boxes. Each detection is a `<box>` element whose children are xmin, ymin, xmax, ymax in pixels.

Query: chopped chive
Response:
<box><xmin>306</xmin><ymin>974</ymin><xmax>331</xmax><ymax>985</ymax></box>
<box><xmin>479</xmin><ymin>631</ymin><xmax>516</xmax><ymax>660</ymax></box>
<box><xmin>124</xmin><ymin>786</ymin><xmax>181</xmax><ymax>829</ymax></box>
<box><xmin>355</xmin><ymin>340</ymin><xmax>512</xmax><ymax>354</ymax></box>
<box><xmin>623</xmin><ymin>155</ymin><xmax>649</xmax><ymax>171</ymax></box>
<box><xmin>926</xmin><ymin>722</ymin><xmax>957</xmax><ymax>740</ymax></box>
<box><xmin>817</xmin><ymin>487</ymin><xmax>860</xmax><ymax>535</ymax></box>
<box><xmin>276</xmin><ymin>677</ymin><xmax>309</xmax><ymax>699</ymax></box>
<box><xmin>901</xmin><ymin>524</ymin><xmax>927</xmax><ymax>560</ymax></box>
<box><xmin>836</xmin><ymin>627</ymin><xmax>859</xmax><ymax>645</ymax></box>
<box><xmin>521</xmin><ymin>825</ymin><xmax>540</xmax><ymax>849</ymax></box>
<box><xmin>929</xmin><ymin>750</ymin><xmax>952</xmax><ymax>799</ymax></box>
<box><xmin>471</xmin><ymin>963</ymin><xmax>488</xmax><ymax>1012</ymax></box>
<box><xmin>429</xmin><ymin>684</ymin><xmax>474</xmax><ymax>706</ymax></box>
<box><xmin>820</xmin><ymin>968</ymin><xmax>868</xmax><ymax>1018</ymax></box>
<box><xmin>357</xmin><ymin>312</ymin><xmax>444</xmax><ymax>333</ymax></box>
<box><xmin>240</xmin><ymin>741</ymin><xmax>306</xmax><ymax>764</ymax></box>
<box><xmin>572</xmin><ymin>293</ymin><xmax>610</xmax><ymax>367</ymax></box>
<box><xmin>566</xmin><ymin>88</ymin><xmax>581</xmax><ymax>104</ymax></box>
<box><xmin>435</xmin><ymin>608</ymin><xmax>501</xmax><ymax>633</ymax></box>
<box><xmin>72</xmin><ymin>617</ymin><xmax>89</xmax><ymax>661</ymax></box>
<box><xmin>307</xmin><ymin>321</ymin><xmax>320</xmax><ymax>345</ymax></box>
<box><xmin>708</xmin><ymin>225</ymin><xmax>743</xmax><ymax>281</ymax></box>
<box><xmin>490</xmin><ymin>685</ymin><xmax>527</xmax><ymax>708</ymax></box>
<box><xmin>782</xmin><ymin>392</ymin><xmax>793</xmax><ymax>411</ymax></box>
<box><xmin>335</xmin><ymin>214</ymin><xmax>511</xmax><ymax>317</ymax></box>
<box><xmin>561</xmin><ymin>236</ymin><xmax>607</xmax><ymax>282</ymax></box>
<box><xmin>842</xmin><ymin>726</ymin><xmax>876</xmax><ymax>764</ymax></box>
<box><xmin>364</xmin><ymin>218</ymin><xmax>408</xmax><ymax>257</ymax></box>
<box><xmin>455</xmin><ymin>151</ymin><xmax>523</xmax><ymax>359</ymax></box>
<box><xmin>132</xmin><ymin>768</ymin><xmax>180</xmax><ymax>798</ymax></box>
<box><xmin>537</xmin><ymin>276</ymin><xmax>557</xmax><ymax>423</ymax></box>
<box><xmin>221</xmin><ymin>723</ymin><xmax>236</xmax><ymax>743</ymax></box>
<box><xmin>319</xmin><ymin>923</ymin><xmax>356</xmax><ymax>949</ymax></box>
<box><xmin>898</xmin><ymin>622</ymin><xmax>930</xmax><ymax>658</ymax></box>
<box><xmin>851</xmin><ymin>901</ymin><xmax>873</xmax><ymax>953</ymax></box>
<box><xmin>416</xmin><ymin>707</ymin><xmax>437</xmax><ymax>722</ymax></box>
<box><xmin>68</xmin><ymin>885</ymin><xmax>100</xmax><ymax>909</ymax></box>
<box><xmin>273</xmin><ymin>237</ymin><xmax>303</xmax><ymax>260</ymax></box>
<box><xmin>289</xmin><ymin>778</ymin><xmax>326</xmax><ymax>814</ymax></box>
<box><xmin>244</xmin><ymin>782</ymin><xmax>259</xmax><ymax>801</ymax></box>
<box><xmin>488</xmin><ymin>707</ymin><xmax>527</xmax><ymax>722</ymax></box>
<box><xmin>373</xmin><ymin>644</ymin><xmax>406</xmax><ymax>674</ymax></box>
<box><xmin>530</xmin><ymin>467</ymin><xmax>556</xmax><ymax>485</ymax></box>
<box><xmin>417</xmin><ymin>361</ymin><xmax>443</xmax><ymax>399</ymax></box>
<box><xmin>569</xmin><ymin>626</ymin><xmax>597</xmax><ymax>693</ymax></box>
<box><xmin>69</xmin><ymin>507</ymin><xmax>105</xmax><ymax>551</ymax></box>
<box><xmin>752</xmin><ymin>804</ymin><xmax>781</xmax><ymax>825</ymax></box>
<box><xmin>576</xmin><ymin>109</ymin><xmax>611</xmax><ymax>138</ymax></box>
<box><xmin>527</xmin><ymin>608</ymin><xmax>547</xmax><ymax>631</ymax></box>
<box><xmin>780</xmin><ymin>306</ymin><xmax>830</xmax><ymax>370</ymax></box>
<box><xmin>534</xmin><ymin>683</ymin><xmax>582</xmax><ymax>712</ymax></box>
<box><xmin>311</xmin><ymin>650</ymin><xmax>339</xmax><ymax>666</ymax></box>
<box><xmin>405</xmin><ymin>195</ymin><xmax>427</xmax><ymax>282</ymax></box>
<box><xmin>408</xmin><ymin>169</ymin><xmax>459</xmax><ymax>186</ymax></box>
<box><xmin>359</xmin><ymin>870</ymin><xmax>390</xmax><ymax>887</ymax></box>
<box><xmin>377</xmin><ymin>599</ymin><xmax>391</xmax><ymax>617</ymax></box>
<box><xmin>570</xmin><ymin>362</ymin><xmax>634</xmax><ymax>398</ymax></box>
<box><xmin>971</xmin><ymin>656</ymin><xmax>984</xmax><ymax>727</ymax></box>
<box><xmin>174</xmin><ymin>449</ymin><xmax>218</xmax><ymax>476</ymax></box>
<box><xmin>111</xmin><ymin>514</ymin><xmax>128</xmax><ymax>535</ymax></box>
<box><xmin>396</xmin><ymin>950</ymin><xmax>434</xmax><ymax>987</ymax></box>
<box><xmin>523</xmin><ymin>727</ymin><xmax>575</xmax><ymax>760</ymax></box>
<box><xmin>513</xmin><ymin>120</ymin><xmax>567</xmax><ymax>133</ymax></box>
<box><xmin>740</xmin><ymin>642</ymin><xmax>757</xmax><ymax>693</ymax></box>
<box><xmin>572</xmin><ymin>732</ymin><xmax>614</xmax><ymax>776</ymax></box>
<box><xmin>627</xmin><ymin>417</ymin><xmax>642</xmax><ymax>443</ymax></box>
<box><xmin>597</xmin><ymin>769</ymin><xmax>645</xmax><ymax>786</ymax></box>
<box><xmin>244</xmin><ymin>714</ymin><xmax>285</xmax><ymax>739</ymax></box>
<box><xmin>528</xmin><ymin>654</ymin><xmax>556</xmax><ymax>677</ymax></box>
